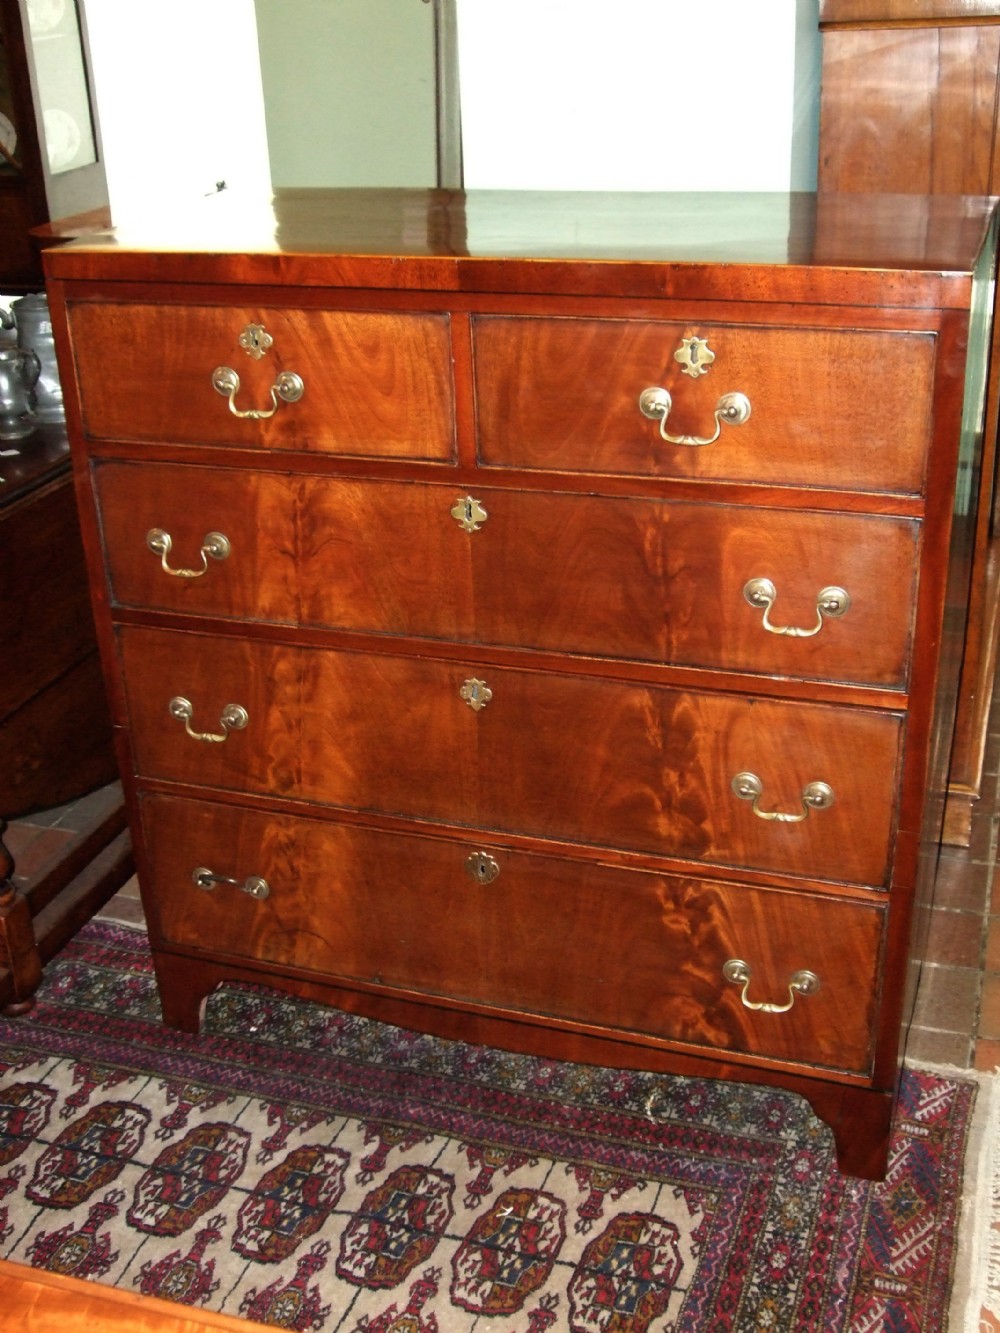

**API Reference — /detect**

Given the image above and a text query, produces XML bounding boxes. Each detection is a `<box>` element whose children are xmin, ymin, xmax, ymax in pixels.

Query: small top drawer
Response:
<box><xmin>64</xmin><ymin>301</ymin><xmax>456</xmax><ymax>460</ymax></box>
<box><xmin>473</xmin><ymin>316</ymin><xmax>936</xmax><ymax>493</ymax></box>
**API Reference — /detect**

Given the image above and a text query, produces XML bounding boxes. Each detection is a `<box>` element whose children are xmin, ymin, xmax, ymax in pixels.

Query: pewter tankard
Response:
<box><xmin>0</xmin><ymin>345</ymin><xmax>40</xmax><ymax>440</ymax></box>
<box><xmin>6</xmin><ymin>293</ymin><xmax>64</xmax><ymax>423</ymax></box>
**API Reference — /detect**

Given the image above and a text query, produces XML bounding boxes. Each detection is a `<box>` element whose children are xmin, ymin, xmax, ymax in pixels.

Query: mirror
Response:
<box><xmin>79</xmin><ymin>0</ymin><xmax>461</xmax><ymax>231</ymax></box>
<box><xmin>254</xmin><ymin>0</ymin><xmax>461</xmax><ymax>189</ymax></box>
<box><xmin>23</xmin><ymin>0</ymin><xmax>97</xmax><ymax>177</ymax></box>
<box><xmin>0</xmin><ymin>14</ymin><xmax>20</xmax><ymax>173</ymax></box>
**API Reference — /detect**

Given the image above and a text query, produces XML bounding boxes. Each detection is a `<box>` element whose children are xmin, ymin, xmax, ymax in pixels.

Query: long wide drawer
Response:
<box><xmin>119</xmin><ymin>626</ymin><xmax>904</xmax><ymax>885</ymax></box>
<box><xmin>473</xmin><ymin>316</ymin><xmax>937</xmax><ymax>494</ymax></box>
<box><xmin>140</xmin><ymin>792</ymin><xmax>883</xmax><ymax>1076</ymax></box>
<box><xmin>65</xmin><ymin>301</ymin><xmax>456</xmax><ymax>460</ymax></box>
<box><xmin>96</xmin><ymin>461</ymin><xmax>920</xmax><ymax>687</ymax></box>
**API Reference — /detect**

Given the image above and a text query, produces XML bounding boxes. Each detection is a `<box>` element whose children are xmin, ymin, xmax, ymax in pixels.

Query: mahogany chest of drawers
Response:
<box><xmin>43</xmin><ymin>189</ymin><xmax>997</xmax><ymax>1179</ymax></box>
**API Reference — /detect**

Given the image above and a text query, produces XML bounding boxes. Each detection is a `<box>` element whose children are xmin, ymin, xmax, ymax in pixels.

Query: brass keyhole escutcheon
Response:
<box><xmin>451</xmin><ymin>496</ymin><xmax>488</xmax><ymax>533</ymax></box>
<box><xmin>465</xmin><ymin>851</ymin><xmax>500</xmax><ymax>885</ymax></box>
<box><xmin>674</xmin><ymin>335</ymin><xmax>716</xmax><ymax>379</ymax></box>
<box><xmin>238</xmin><ymin>322</ymin><xmax>273</xmax><ymax>359</ymax></box>
<box><xmin>460</xmin><ymin>678</ymin><xmax>493</xmax><ymax>711</ymax></box>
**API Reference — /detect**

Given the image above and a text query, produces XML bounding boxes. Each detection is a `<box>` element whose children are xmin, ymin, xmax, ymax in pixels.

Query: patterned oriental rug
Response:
<box><xmin>0</xmin><ymin>922</ymin><xmax>990</xmax><ymax>1332</ymax></box>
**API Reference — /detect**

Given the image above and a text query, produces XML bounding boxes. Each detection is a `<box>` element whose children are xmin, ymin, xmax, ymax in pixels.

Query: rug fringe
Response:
<box><xmin>918</xmin><ymin>1062</ymin><xmax>1000</xmax><ymax>1330</ymax></box>
<box><xmin>985</xmin><ymin>1066</ymin><xmax>1000</xmax><ymax>1326</ymax></box>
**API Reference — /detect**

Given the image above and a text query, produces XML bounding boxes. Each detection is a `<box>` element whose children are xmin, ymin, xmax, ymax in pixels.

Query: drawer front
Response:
<box><xmin>120</xmin><ymin>627</ymin><xmax>903</xmax><ymax>885</ymax></box>
<box><xmin>141</xmin><ymin>792</ymin><xmax>883</xmax><ymax>1075</ymax></box>
<box><xmin>96</xmin><ymin>461</ymin><xmax>919</xmax><ymax>687</ymax></box>
<box><xmin>65</xmin><ymin>302</ymin><xmax>455</xmax><ymax>460</ymax></box>
<box><xmin>473</xmin><ymin>316</ymin><xmax>936</xmax><ymax>493</ymax></box>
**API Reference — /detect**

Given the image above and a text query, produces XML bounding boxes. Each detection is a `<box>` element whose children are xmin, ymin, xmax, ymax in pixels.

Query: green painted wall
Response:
<box><xmin>254</xmin><ymin>0</ymin><xmax>437</xmax><ymax>188</ymax></box>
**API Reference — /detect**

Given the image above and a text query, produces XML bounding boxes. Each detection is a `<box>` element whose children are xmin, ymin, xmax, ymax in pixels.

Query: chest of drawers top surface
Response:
<box><xmin>42</xmin><ymin>188</ymin><xmax>995</xmax><ymax>306</ymax></box>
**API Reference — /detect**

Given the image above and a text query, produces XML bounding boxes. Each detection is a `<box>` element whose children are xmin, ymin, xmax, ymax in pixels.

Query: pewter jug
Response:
<box><xmin>0</xmin><ymin>346</ymin><xmax>41</xmax><ymax>440</ymax></box>
<box><xmin>10</xmin><ymin>293</ymin><xmax>64</xmax><ymax>423</ymax></box>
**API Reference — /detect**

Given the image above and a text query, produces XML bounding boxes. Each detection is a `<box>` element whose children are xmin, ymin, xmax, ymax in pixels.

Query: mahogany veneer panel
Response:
<box><xmin>94</xmin><ymin>462</ymin><xmax>920</xmax><ymax>687</ymax></box>
<box><xmin>474</xmin><ymin>317</ymin><xmax>937</xmax><ymax>493</ymax></box>
<box><xmin>142</xmin><ymin>792</ymin><xmax>883</xmax><ymax>1075</ymax></box>
<box><xmin>819</xmin><ymin>26</ymin><xmax>1000</xmax><ymax>192</ymax></box>
<box><xmin>820</xmin><ymin>1</ymin><xmax>1000</xmax><ymax>24</ymax></box>
<box><xmin>67</xmin><ymin>302</ymin><xmax>456</xmax><ymax>460</ymax></box>
<box><xmin>119</xmin><ymin>624</ymin><xmax>903</xmax><ymax>886</ymax></box>
<box><xmin>0</xmin><ymin>1257</ymin><xmax>275</xmax><ymax>1333</ymax></box>
<box><xmin>43</xmin><ymin>190</ymin><xmax>995</xmax><ymax>308</ymax></box>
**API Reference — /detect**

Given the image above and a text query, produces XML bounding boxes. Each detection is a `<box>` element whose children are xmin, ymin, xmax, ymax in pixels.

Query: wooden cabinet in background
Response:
<box><xmin>0</xmin><ymin>427</ymin><xmax>126</xmax><ymax>1011</ymax></box>
<box><xmin>0</xmin><ymin>0</ymin><xmax>107</xmax><ymax>293</ymax></box>
<box><xmin>818</xmin><ymin>0</ymin><xmax>1000</xmax><ymax>843</ymax></box>
<box><xmin>0</xmin><ymin>0</ymin><xmax>48</xmax><ymax>290</ymax></box>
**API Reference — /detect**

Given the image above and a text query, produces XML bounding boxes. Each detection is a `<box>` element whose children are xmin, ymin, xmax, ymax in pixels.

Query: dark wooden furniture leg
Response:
<box><xmin>0</xmin><ymin>820</ymin><xmax>42</xmax><ymax>1015</ymax></box>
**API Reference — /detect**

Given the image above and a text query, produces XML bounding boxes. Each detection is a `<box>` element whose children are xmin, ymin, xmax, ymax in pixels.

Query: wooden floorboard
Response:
<box><xmin>0</xmin><ymin>1258</ymin><xmax>276</xmax><ymax>1331</ymax></box>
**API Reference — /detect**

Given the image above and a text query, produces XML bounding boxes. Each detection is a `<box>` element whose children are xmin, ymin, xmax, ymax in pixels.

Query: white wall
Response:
<box><xmin>457</xmin><ymin>0</ymin><xmax>820</xmax><ymax>191</ymax></box>
<box><xmin>83</xmin><ymin>0</ymin><xmax>271</xmax><ymax>222</ymax></box>
<box><xmin>80</xmin><ymin>0</ymin><xmax>820</xmax><ymax>225</ymax></box>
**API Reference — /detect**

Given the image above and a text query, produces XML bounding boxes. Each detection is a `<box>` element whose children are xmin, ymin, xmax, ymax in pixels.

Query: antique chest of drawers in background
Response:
<box><xmin>43</xmin><ymin>190</ymin><xmax>997</xmax><ymax>1179</ymax></box>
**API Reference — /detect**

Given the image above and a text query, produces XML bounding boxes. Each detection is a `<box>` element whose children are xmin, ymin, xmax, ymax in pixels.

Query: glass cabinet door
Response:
<box><xmin>0</xmin><ymin>14</ymin><xmax>22</xmax><ymax>175</ymax></box>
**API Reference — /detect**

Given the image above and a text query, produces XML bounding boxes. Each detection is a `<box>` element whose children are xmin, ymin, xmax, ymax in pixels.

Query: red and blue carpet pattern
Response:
<box><xmin>0</xmin><ymin>922</ymin><xmax>976</xmax><ymax>1330</ymax></box>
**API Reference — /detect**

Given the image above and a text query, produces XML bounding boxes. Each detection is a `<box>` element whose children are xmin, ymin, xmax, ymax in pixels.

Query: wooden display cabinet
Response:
<box><xmin>818</xmin><ymin>0</ymin><xmax>1000</xmax><ymax>844</ymax></box>
<box><xmin>0</xmin><ymin>0</ymin><xmax>107</xmax><ymax>293</ymax></box>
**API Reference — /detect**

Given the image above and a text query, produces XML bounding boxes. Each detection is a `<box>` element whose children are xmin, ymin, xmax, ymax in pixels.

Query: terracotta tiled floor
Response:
<box><xmin>2</xmin><ymin>781</ymin><xmax>126</xmax><ymax>898</ymax></box>
<box><xmin>90</xmin><ymin>859</ymin><xmax>146</xmax><ymax>928</ymax></box>
<box><xmin>907</xmin><ymin>682</ymin><xmax>1000</xmax><ymax>1074</ymax></box>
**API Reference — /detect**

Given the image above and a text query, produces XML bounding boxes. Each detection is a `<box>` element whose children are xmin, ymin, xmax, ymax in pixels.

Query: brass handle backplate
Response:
<box><xmin>146</xmin><ymin>527</ymin><xmax>231</xmax><ymax>578</ymax></box>
<box><xmin>743</xmin><ymin>578</ymin><xmax>851</xmax><ymax>638</ymax></box>
<box><xmin>211</xmin><ymin>365</ymin><xmax>304</xmax><ymax>419</ymax></box>
<box><xmin>169</xmin><ymin>696</ymin><xmax>249</xmax><ymax>744</ymax></box>
<box><xmin>192</xmin><ymin>867</ymin><xmax>270</xmax><ymax>900</ymax></box>
<box><xmin>723</xmin><ymin>958</ymin><xmax>820</xmax><ymax>1014</ymax></box>
<box><xmin>638</xmin><ymin>386</ymin><xmax>751</xmax><ymax>446</ymax></box>
<box><xmin>731</xmin><ymin>771</ymin><xmax>834</xmax><ymax>823</ymax></box>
